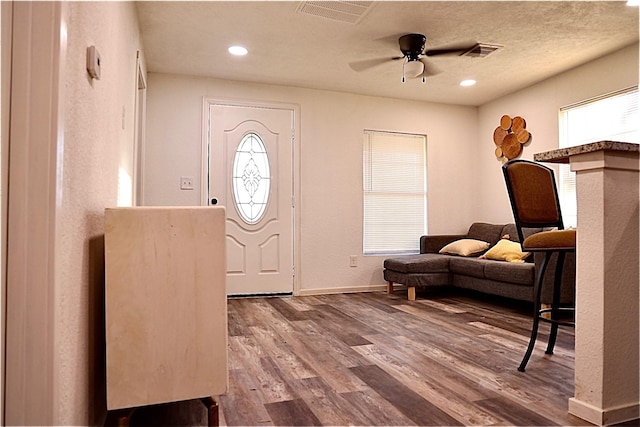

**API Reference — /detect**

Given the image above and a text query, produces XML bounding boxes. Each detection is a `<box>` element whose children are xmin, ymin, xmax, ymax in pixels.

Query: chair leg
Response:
<box><xmin>545</xmin><ymin>252</ymin><xmax>566</xmax><ymax>355</ymax></box>
<box><xmin>519</xmin><ymin>251</ymin><xmax>551</xmax><ymax>372</ymax></box>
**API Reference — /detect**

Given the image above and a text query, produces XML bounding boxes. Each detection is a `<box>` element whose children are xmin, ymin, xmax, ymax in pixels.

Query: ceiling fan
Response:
<box><xmin>350</xmin><ymin>33</ymin><xmax>478</xmax><ymax>83</ymax></box>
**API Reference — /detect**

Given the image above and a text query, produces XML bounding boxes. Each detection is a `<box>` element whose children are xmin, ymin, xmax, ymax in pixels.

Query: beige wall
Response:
<box><xmin>56</xmin><ymin>2</ymin><xmax>143</xmax><ymax>424</ymax></box>
<box><xmin>144</xmin><ymin>75</ymin><xmax>480</xmax><ymax>293</ymax></box>
<box><xmin>476</xmin><ymin>43</ymin><xmax>639</xmax><ymax>224</ymax></box>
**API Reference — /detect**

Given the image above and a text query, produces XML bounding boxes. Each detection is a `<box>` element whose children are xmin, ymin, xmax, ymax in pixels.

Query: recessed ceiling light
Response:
<box><xmin>228</xmin><ymin>45</ymin><xmax>248</xmax><ymax>56</ymax></box>
<box><xmin>460</xmin><ymin>79</ymin><xmax>476</xmax><ymax>87</ymax></box>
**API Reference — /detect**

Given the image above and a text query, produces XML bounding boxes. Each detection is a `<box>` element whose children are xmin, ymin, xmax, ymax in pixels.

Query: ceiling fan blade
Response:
<box><xmin>376</xmin><ymin>33</ymin><xmax>408</xmax><ymax>47</ymax></box>
<box><xmin>348</xmin><ymin>57</ymin><xmax>395</xmax><ymax>72</ymax></box>
<box><xmin>424</xmin><ymin>43</ymin><xmax>478</xmax><ymax>57</ymax></box>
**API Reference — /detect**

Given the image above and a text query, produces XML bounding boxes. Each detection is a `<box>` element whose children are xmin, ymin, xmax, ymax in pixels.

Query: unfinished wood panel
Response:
<box><xmin>105</xmin><ymin>207</ymin><xmax>228</xmax><ymax>410</ymax></box>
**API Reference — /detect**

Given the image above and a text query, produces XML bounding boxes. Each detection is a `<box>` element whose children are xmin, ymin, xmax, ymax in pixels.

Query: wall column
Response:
<box><xmin>537</xmin><ymin>143</ymin><xmax>640</xmax><ymax>425</ymax></box>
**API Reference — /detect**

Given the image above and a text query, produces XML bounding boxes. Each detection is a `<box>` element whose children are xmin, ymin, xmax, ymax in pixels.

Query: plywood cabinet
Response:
<box><xmin>104</xmin><ymin>207</ymin><xmax>228</xmax><ymax>411</ymax></box>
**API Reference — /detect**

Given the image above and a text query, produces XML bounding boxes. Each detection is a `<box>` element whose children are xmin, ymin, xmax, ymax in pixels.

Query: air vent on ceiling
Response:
<box><xmin>296</xmin><ymin>1</ymin><xmax>374</xmax><ymax>24</ymax></box>
<box><xmin>461</xmin><ymin>43</ymin><xmax>503</xmax><ymax>58</ymax></box>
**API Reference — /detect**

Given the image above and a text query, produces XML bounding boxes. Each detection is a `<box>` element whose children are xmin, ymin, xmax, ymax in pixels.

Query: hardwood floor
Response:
<box><xmin>218</xmin><ymin>289</ymin><xmax>589</xmax><ymax>426</ymax></box>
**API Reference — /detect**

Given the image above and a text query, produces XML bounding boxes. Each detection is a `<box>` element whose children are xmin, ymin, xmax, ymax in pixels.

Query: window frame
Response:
<box><xmin>558</xmin><ymin>86</ymin><xmax>639</xmax><ymax>228</ymax></box>
<box><xmin>363</xmin><ymin>130</ymin><xmax>428</xmax><ymax>255</ymax></box>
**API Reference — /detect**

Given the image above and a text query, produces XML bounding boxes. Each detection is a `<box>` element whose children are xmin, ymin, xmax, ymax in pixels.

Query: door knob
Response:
<box><xmin>210</xmin><ymin>198</ymin><xmax>218</xmax><ymax>205</ymax></box>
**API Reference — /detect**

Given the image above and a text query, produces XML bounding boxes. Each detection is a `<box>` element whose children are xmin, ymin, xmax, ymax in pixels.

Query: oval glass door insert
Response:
<box><xmin>232</xmin><ymin>132</ymin><xmax>271</xmax><ymax>224</ymax></box>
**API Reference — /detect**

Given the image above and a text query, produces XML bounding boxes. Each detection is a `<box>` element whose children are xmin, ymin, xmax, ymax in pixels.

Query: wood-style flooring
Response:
<box><xmin>218</xmin><ymin>289</ymin><xmax>588</xmax><ymax>427</ymax></box>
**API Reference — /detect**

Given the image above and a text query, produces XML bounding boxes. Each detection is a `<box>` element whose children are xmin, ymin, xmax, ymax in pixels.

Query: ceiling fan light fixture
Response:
<box><xmin>460</xmin><ymin>79</ymin><xmax>476</xmax><ymax>87</ymax></box>
<box><xmin>228</xmin><ymin>45</ymin><xmax>248</xmax><ymax>56</ymax></box>
<box><xmin>404</xmin><ymin>60</ymin><xmax>423</xmax><ymax>78</ymax></box>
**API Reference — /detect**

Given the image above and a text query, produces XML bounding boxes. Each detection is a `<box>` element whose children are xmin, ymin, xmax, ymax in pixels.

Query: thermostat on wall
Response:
<box><xmin>86</xmin><ymin>46</ymin><xmax>101</xmax><ymax>80</ymax></box>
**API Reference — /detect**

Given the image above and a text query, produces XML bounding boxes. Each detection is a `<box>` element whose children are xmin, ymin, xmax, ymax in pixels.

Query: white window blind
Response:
<box><xmin>363</xmin><ymin>130</ymin><xmax>427</xmax><ymax>255</ymax></box>
<box><xmin>559</xmin><ymin>87</ymin><xmax>639</xmax><ymax>227</ymax></box>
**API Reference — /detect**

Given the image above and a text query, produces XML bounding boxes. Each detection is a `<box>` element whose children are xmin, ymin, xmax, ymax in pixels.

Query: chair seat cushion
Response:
<box><xmin>523</xmin><ymin>229</ymin><xmax>576</xmax><ymax>251</ymax></box>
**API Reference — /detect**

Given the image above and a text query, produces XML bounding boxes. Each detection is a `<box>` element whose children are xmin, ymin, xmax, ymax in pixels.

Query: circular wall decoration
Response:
<box><xmin>493</xmin><ymin>114</ymin><xmax>532</xmax><ymax>163</ymax></box>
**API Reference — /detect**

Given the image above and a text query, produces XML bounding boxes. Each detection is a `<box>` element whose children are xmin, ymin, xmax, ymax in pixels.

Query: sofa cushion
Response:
<box><xmin>484</xmin><ymin>260</ymin><xmax>534</xmax><ymax>286</ymax></box>
<box><xmin>383</xmin><ymin>254</ymin><xmax>450</xmax><ymax>274</ymax></box>
<box><xmin>500</xmin><ymin>224</ymin><xmax>545</xmax><ymax>243</ymax></box>
<box><xmin>448</xmin><ymin>257</ymin><xmax>487</xmax><ymax>279</ymax></box>
<box><xmin>500</xmin><ymin>224</ymin><xmax>520</xmax><ymax>242</ymax></box>
<box><xmin>466</xmin><ymin>222</ymin><xmax>505</xmax><ymax>247</ymax></box>
<box><xmin>383</xmin><ymin>269</ymin><xmax>451</xmax><ymax>288</ymax></box>
<box><xmin>453</xmin><ymin>275</ymin><xmax>534</xmax><ymax>301</ymax></box>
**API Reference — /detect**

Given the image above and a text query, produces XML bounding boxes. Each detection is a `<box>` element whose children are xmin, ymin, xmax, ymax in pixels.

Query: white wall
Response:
<box><xmin>476</xmin><ymin>43</ymin><xmax>639</xmax><ymax>224</ymax></box>
<box><xmin>144</xmin><ymin>75</ymin><xmax>479</xmax><ymax>293</ymax></box>
<box><xmin>57</xmin><ymin>2</ymin><xmax>143</xmax><ymax>424</ymax></box>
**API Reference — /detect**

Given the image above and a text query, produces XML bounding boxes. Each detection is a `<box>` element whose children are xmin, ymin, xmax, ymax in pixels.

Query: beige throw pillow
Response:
<box><xmin>439</xmin><ymin>239</ymin><xmax>490</xmax><ymax>257</ymax></box>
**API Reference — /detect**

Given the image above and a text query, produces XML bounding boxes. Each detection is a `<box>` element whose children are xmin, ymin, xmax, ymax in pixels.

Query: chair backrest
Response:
<box><xmin>502</xmin><ymin>159</ymin><xmax>565</xmax><ymax>244</ymax></box>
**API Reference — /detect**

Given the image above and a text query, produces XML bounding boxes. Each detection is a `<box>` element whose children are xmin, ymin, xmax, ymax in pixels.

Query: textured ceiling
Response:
<box><xmin>136</xmin><ymin>1</ymin><xmax>639</xmax><ymax>106</ymax></box>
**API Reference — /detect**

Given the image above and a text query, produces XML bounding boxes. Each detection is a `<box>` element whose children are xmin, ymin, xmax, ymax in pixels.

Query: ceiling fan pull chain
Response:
<box><xmin>402</xmin><ymin>60</ymin><xmax>406</xmax><ymax>83</ymax></box>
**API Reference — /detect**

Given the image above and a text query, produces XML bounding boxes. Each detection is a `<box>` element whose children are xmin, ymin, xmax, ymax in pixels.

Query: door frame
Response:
<box><xmin>3</xmin><ymin>1</ymin><xmax>66</xmax><ymax>424</ymax></box>
<box><xmin>132</xmin><ymin>51</ymin><xmax>147</xmax><ymax>206</ymax></box>
<box><xmin>201</xmin><ymin>97</ymin><xmax>301</xmax><ymax>295</ymax></box>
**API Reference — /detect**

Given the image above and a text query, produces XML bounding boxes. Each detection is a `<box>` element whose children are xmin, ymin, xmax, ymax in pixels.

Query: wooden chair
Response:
<box><xmin>502</xmin><ymin>159</ymin><xmax>576</xmax><ymax>372</ymax></box>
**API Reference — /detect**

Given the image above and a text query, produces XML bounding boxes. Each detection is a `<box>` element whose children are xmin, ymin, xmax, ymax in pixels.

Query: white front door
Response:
<box><xmin>206</xmin><ymin>101</ymin><xmax>295</xmax><ymax>296</ymax></box>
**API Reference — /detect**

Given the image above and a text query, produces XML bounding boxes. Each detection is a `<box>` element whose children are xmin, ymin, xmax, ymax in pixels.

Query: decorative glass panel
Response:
<box><xmin>232</xmin><ymin>133</ymin><xmax>271</xmax><ymax>224</ymax></box>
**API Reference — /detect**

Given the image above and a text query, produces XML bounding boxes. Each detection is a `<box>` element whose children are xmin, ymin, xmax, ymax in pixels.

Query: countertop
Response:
<box><xmin>533</xmin><ymin>141</ymin><xmax>639</xmax><ymax>164</ymax></box>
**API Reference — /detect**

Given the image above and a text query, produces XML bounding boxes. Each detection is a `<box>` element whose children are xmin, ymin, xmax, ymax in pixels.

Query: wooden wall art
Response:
<box><xmin>493</xmin><ymin>115</ymin><xmax>531</xmax><ymax>163</ymax></box>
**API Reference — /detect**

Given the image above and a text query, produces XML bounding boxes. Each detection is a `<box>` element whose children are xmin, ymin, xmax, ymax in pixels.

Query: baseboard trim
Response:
<box><xmin>569</xmin><ymin>398</ymin><xmax>640</xmax><ymax>426</ymax></box>
<box><xmin>297</xmin><ymin>284</ymin><xmax>390</xmax><ymax>296</ymax></box>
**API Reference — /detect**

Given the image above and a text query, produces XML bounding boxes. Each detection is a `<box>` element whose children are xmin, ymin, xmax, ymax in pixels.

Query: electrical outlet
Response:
<box><xmin>180</xmin><ymin>176</ymin><xmax>194</xmax><ymax>190</ymax></box>
<box><xmin>350</xmin><ymin>255</ymin><xmax>358</xmax><ymax>267</ymax></box>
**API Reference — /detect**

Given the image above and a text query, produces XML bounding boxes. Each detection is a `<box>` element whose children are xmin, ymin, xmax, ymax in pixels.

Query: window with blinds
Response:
<box><xmin>559</xmin><ymin>87</ymin><xmax>639</xmax><ymax>227</ymax></box>
<box><xmin>363</xmin><ymin>130</ymin><xmax>427</xmax><ymax>255</ymax></box>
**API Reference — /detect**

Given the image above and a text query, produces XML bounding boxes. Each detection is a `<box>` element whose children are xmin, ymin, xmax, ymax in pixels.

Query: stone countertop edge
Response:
<box><xmin>534</xmin><ymin>141</ymin><xmax>640</xmax><ymax>164</ymax></box>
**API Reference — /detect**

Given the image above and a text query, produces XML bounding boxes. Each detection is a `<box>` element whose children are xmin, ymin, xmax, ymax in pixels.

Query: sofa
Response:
<box><xmin>383</xmin><ymin>222</ymin><xmax>575</xmax><ymax>303</ymax></box>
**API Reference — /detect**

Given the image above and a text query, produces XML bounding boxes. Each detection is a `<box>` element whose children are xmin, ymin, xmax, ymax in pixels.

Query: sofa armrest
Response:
<box><xmin>420</xmin><ymin>234</ymin><xmax>467</xmax><ymax>254</ymax></box>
